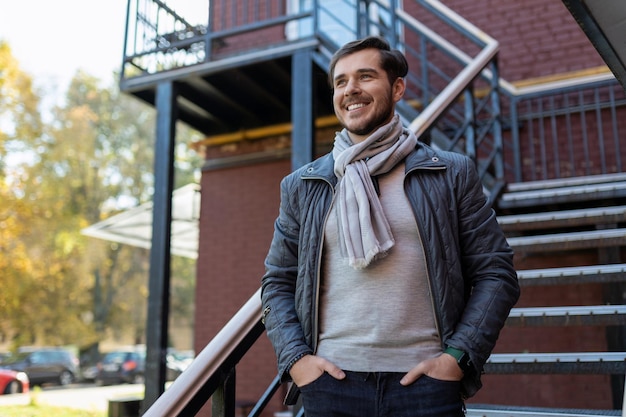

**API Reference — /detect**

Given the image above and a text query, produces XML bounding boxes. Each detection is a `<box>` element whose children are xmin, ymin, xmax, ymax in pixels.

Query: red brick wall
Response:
<box><xmin>210</xmin><ymin>0</ymin><xmax>287</xmax><ymax>59</ymax></box>
<box><xmin>195</xmin><ymin>159</ymin><xmax>291</xmax><ymax>416</ymax></box>
<box><xmin>437</xmin><ymin>0</ymin><xmax>606</xmax><ymax>81</ymax></box>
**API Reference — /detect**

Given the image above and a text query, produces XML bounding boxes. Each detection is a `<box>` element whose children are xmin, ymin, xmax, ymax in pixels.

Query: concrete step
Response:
<box><xmin>517</xmin><ymin>264</ymin><xmax>626</xmax><ymax>286</ymax></box>
<box><xmin>506</xmin><ymin>305</ymin><xmax>626</xmax><ymax>327</ymax></box>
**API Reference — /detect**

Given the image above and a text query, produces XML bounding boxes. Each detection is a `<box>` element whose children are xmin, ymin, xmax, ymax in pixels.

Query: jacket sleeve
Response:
<box><xmin>260</xmin><ymin>174</ymin><xmax>313</xmax><ymax>381</ymax></box>
<box><xmin>445</xmin><ymin>155</ymin><xmax>520</xmax><ymax>392</ymax></box>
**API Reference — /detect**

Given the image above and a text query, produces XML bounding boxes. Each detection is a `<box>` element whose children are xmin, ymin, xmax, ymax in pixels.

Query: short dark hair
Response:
<box><xmin>328</xmin><ymin>36</ymin><xmax>409</xmax><ymax>87</ymax></box>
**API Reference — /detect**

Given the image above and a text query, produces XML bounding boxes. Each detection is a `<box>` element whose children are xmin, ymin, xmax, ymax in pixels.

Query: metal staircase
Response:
<box><xmin>471</xmin><ymin>173</ymin><xmax>626</xmax><ymax>415</ymax></box>
<box><xmin>118</xmin><ymin>0</ymin><xmax>626</xmax><ymax>415</ymax></box>
<box><xmin>121</xmin><ymin>0</ymin><xmax>505</xmax><ymax>197</ymax></box>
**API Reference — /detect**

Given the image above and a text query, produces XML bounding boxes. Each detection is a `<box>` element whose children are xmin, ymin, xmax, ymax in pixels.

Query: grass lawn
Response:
<box><xmin>0</xmin><ymin>404</ymin><xmax>105</xmax><ymax>417</ymax></box>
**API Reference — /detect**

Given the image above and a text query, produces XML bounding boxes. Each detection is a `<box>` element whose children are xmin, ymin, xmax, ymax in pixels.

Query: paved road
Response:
<box><xmin>0</xmin><ymin>383</ymin><xmax>144</xmax><ymax>412</ymax></box>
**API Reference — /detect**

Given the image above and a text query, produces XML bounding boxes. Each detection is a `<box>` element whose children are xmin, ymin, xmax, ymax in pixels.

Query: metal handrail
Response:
<box><xmin>499</xmin><ymin>72</ymin><xmax>625</xmax><ymax>183</ymax></box>
<box><xmin>142</xmin><ymin>289</ymin><xmax>263</xmax><ymax>417</ymax></box>
<box><xmin>501</xmin><ymin>72</ymin><xmax>616</xmax><ymax>97</ymax></box>
<box><xmin>409</xmin><ymin>40</ymin><xmax>498</xmax><ymax>138</ymax></box>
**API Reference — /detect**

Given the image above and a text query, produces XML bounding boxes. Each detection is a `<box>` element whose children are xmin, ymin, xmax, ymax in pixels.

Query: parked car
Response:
<box><xmin>0</xmin><ymin>369</ymin><xmax>29</xmax><ymax>394</ymax></box>
<box><xmin>0</xmin><ymin>347</ymin><xmax>79</xmax><ymax>386</ymax></box>
<box><xmin>96</xmin><ymin>348</ymin><xmax>146</xmax><ymax>385</ymax></box>
<box><xmin>79</xmin><ymin>351</ymin><xmax>103</xmax><ymax>382</ymax></box>
<box><xmin>165</xmin><ymin>349</ymin><xmax>194</xmax><ymax>381</ymax></box>
<box><xmin>80</xmin><ymin>363</ymin><xmax>99</xmax><ymax>382</ymax></box>
<box><xmin>95</xmin><ymin>347</ymin><xmax>191</xmax><ymax>385</ymax></box>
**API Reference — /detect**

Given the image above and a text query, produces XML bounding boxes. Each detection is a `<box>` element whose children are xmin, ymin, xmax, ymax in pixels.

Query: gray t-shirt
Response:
<box><xmin>317</xmin><ymin>162</ymin><xmax>441</xmax><ymax>372</ymax></box>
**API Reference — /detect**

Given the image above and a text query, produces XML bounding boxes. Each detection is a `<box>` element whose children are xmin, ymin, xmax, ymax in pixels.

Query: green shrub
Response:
<box><xmin>0</xmin><ymin>404</ymin><xmax>105</xmax><ymax>417</ymax></box>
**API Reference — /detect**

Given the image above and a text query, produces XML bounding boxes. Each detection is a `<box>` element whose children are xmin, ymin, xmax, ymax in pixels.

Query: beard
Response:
<box><xmin>337</xmin><ymin>91</ymin><xmax>395</xmax><ymax>138</ymax></box>
<box><xmin>347</xmin><ymin>109</ymin><xmax>394</xmax><ymax>136</ymax></box>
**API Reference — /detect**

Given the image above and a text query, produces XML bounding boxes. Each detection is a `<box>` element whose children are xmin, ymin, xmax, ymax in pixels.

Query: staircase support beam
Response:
<box><xmin>291</xmin><ymin>48</ymin><xmax>315</xmax><ymax>170</ymax></box>
<box><xmin>144</xmin><ymin>81</ymin><xmax>178</xmax><ymax>412</ymax></box>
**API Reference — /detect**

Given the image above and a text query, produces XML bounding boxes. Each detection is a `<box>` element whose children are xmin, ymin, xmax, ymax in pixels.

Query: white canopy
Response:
<box><xmin>82</xmin><ymin>183</ymin><xmax>200</xmax><ymax>259</ymax></box>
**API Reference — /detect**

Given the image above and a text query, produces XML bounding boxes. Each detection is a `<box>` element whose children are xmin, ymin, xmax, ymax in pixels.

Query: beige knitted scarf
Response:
<box><xmin>332</xmin><ymin>114</ymin><xmax>418</xmax><ymax>269</ymax></box>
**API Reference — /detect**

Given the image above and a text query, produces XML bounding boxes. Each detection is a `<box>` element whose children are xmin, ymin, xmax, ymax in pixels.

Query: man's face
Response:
<box><xmin>332</xmin><ymin>48</ymin><xmax>405</xmax><ymax>143</ymax></box>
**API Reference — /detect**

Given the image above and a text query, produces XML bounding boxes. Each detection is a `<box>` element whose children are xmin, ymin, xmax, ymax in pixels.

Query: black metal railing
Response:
<box><xmin>122</xmin><ymin>0</ymin><xmax>504</xmax><ymax>198</ymax></box>
<box><xmin>142</xmin><ymin>289</ymin><xmax>265</xmax><ymax>417</ymax></box>
<box><xmin>500</xmin><ymin>73</ymin><xmax>626</xmax><ymax>183</ymax></box>
<box><xmin>122</xmin><ymin>0</ymin><xmax>626</xmax><ymax>191</ymax></box>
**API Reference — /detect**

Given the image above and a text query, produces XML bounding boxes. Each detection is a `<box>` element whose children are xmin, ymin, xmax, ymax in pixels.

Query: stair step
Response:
<box><xmin>498</xmin><ymin>205</ymin><xmax>626</xmax><ymax>232</ymax></box>
<box><xmin>506</xmin><ymin>228</ymin><xmax>626</xmax><ymax>252</ymax></box>
<box><xmin>485</xmin><ymin>352</ymin><xmax>626</xmax><ymax>374</ymax></box>
<box><xmin>499</xmin><ymin>180</ymin><xmax>626</xmax><ymax>209</ymax></box>
<box><xmin>506</xmin><ymin>173</ymin><xmax>626</xmax><ymax>193</ymax></box>
<box><xmin>466</xmin><ymin>404</ymin><xmax>620</xmax><ymax>417</ymax></box>
<box><xmin>517</xmin><ymin>264</ymin><xmax>626</xmax><ymax>286</ymax></box>
<box><xmin>506</xmin><ymin>305</ymin><xmax>626</xmax><ymax>326</ymax></box>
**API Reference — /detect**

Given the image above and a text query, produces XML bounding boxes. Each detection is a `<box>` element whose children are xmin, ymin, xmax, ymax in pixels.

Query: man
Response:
<box><xmin>261</xmin><ymin>36</ymin><xmax>519</xmax><ymax>417</ymax></box>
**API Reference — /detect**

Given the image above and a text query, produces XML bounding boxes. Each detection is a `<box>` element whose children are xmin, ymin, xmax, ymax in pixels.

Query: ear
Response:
<box><xmin>392</xmin><ymin>77</ymin><xmax>405</xmax><ymax>102</ymax></box>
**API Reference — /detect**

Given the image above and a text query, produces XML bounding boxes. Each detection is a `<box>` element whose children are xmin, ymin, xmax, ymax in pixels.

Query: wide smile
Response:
<box><xmin>346</xmin><ymin>102</ymin><xmax>369</xmax><ymax>112</ymax></box>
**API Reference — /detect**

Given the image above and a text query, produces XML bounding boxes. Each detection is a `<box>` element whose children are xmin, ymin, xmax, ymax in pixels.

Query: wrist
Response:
<box><xmin>444</xmin><ymin>346</ymin><xmax>472</xmax><ymax>374</ymax></box>
<box><xmin>287</xmin><ymin>352</ymin><xmax>310</xmax><ymax>375</ymax></box>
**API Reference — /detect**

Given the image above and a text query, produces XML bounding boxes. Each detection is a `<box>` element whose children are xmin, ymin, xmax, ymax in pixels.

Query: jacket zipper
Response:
<box><xmin>303</xmin><ymin>174</ymin><xmax>337</xmax><ymax>354</ymax></box>
<box><xmin>405</xmin><ymin>164</ymin><xmax>447</xmax><ymax>348</ymax></box>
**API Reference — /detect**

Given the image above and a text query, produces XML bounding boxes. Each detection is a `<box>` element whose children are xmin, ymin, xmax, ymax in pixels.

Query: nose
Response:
<box><xmin>344</xmin><ymin>78</ymin><xmax>360</xmax><ymax>95</ymax></box>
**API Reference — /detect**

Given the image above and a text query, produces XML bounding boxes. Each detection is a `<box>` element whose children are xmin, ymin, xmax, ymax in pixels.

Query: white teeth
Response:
<box><xmin>347</xmin><ymin>103</ymin><xmax>366</xmax><ymax>111</ymax></box>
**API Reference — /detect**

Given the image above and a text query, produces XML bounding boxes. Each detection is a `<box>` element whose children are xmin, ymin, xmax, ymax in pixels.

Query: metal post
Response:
<box><xmin>356</xmin><ymin>0</ymin><xmax>367</xmax><ymax>38</ymax></box>
<box><xmin>464</xmin><ymin>87</ymin><xmax>476</xmax><ymax>162</ymax></box>
<box><xmin>489</xmin><ymin>58</ymin><xmax>504</xmax><ymax>182</ymax></box>
<box><xmin>291</xmin><ymin>49</ymin><xmax>315</xmax><ymax>170</ymax></box>
<box><xmin>623</xmin><ymin>373</ymin><xmax>626</xmax><ymax>417</ymax></box>
<box><xmin>142</xmin><ymin>81</ymin><xmax>177</xmax><ymax>413</ymax></box>
<box><xmin>212</xmin><ymin>368</ymin><xmax>236</xmax><ymax>417</ymax></box>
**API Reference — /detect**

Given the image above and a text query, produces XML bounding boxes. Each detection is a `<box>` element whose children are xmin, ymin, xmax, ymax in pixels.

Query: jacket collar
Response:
<box><xmin>300</xmin><ymin>140</ymin><xmax>446</xmax><ymax>183</ymax></box>
<box><xmin>404</xmin><ymin>141</ymin><xmax>447</xmax><ymax>171</ymax></box>
<box><xmin>300</xmin><ymin>153</ymin><xmax>337</xmax><ymax>184</ymax></box>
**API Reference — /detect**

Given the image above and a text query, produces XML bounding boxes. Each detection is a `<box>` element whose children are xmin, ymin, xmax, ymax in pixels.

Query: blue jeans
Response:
<box><xmin>299</xmin><ymin>371</ymin><xmax>464</xmax><ymax>417</ymax></box>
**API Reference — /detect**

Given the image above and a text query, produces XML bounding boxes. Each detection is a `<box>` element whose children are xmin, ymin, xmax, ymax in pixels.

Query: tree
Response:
<box><xmin>0</xmin><ymin>41</ymin><xmax>201</xmax><ymax>353</ymax></box>
<box><xmin>0</xmin><ymin>180</ymin><xmax>37</xmax><ymax>347</ymax></box>
<box><xmin>0</xmin><ymin>41</ymin><xmax>47</xmax><ymax>347</ymax></box>
<box><xmin>0</xmin><ymin>41</ymin><xmax>43</xmax><ymax>174</ymax></box>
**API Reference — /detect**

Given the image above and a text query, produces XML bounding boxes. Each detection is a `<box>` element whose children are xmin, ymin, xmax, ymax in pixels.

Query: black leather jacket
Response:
<box><xmin>261</xmin><ymin>141</ymin><xmax>519</xmax><ymax>399</ymax></box>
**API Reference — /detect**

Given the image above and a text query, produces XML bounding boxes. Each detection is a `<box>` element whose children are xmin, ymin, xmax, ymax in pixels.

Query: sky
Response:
<box><xmin>0</xmin><ymin>0</ymin><xmax>128</xmax><ymax>93</ymax></box>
